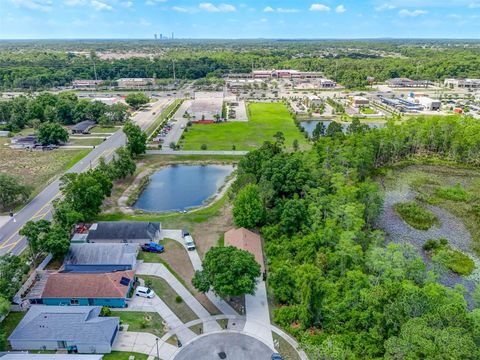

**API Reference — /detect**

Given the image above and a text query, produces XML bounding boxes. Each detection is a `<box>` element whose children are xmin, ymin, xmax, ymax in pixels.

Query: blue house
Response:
<box><xmin>28</xmin><ymin>270</ymin><xmax>135</xmax><ymax>308</ymax></box>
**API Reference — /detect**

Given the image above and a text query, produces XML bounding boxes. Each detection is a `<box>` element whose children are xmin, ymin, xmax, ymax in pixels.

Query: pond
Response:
<box><xmin>134</xmin><ymin>164</ymin><xmax>234</xmax><ymax>212</ymax></box>
<box><xmin>300</xmin><ymin>120</ymin><xmax>385</xmax><ymax>138</ymax></box>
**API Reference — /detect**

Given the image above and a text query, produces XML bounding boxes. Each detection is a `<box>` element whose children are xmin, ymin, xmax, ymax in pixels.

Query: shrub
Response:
<box><xmin>435</xmin><ymin>184</ymin><xmax>471</xmax><ymax>202</ymax></box>
<box><xmin>144</xmin><ymin>279</ymin><xmax>153</xmax><ymax>288</ymax></box>
<box><xmin>394</xmin><ymin>201</ymin><xmax>439</xmax><ymax>230</ymax></box>
<box><xmin>100</xmin><ymin>306</ymin><xmax>111</xmax><ymax>317</ymax></box>
<box><xmin>433</xmin><ymin>248</ymin><xmax>475</xmax><ymax>276</ymax></box>
<box><xmin>139</xmin><ymin>319</ymin><xmax>147</xmax><ymax>329</ymax></box>
<box><xmin>175</xmin><ymin>295</ymin><xmax>183</xmax><ymax>303</ymax></box>
<box><xmin>423</xmin><ymin>239</ymin><xmax>441</xmax><ymax>252</ymax></box>
<box><xmin>201</xmin><ymin>144</ymin><xmax>207</xmax><ymax>150</ymax></box>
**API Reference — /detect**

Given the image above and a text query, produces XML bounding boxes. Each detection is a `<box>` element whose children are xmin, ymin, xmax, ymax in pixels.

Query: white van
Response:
<box><xmin>184</xmin><ymin>235</ymin><xmax>196</xmax><ymax>251</ymax></box>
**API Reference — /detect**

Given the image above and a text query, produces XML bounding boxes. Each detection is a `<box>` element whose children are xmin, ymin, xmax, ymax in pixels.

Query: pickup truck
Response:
<box><xmin>141</xmin><ymin>242</ymin><xmax>165</xmax><ymax>253</ymax></box>
<box><xmin>184</xmin><ymin>235</ymin><xmax>196</xmax><ymax>251</ymax></box>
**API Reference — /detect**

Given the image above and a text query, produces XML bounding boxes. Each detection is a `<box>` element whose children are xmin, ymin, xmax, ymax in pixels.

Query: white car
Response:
<box><xmin>135</xmin><ymin>286</ymin><xmax>156</xmax><ymax>299</ymax></box>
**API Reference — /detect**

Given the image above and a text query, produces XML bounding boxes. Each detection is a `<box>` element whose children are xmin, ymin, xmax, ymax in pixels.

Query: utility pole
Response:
<box><xmin>156</xmin><ymin>338</ymin><xmax>160</xmax><ymax>360</ymax></box>
<box><xmin>172</xmin><ymin>60</ymin><xmax>176</xmax><ymax>82</ymax></box>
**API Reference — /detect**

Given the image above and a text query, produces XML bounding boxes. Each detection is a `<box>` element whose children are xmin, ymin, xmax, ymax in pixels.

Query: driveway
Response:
<box><xmin>244</xmin><ymin>280</ymin><xmax>274</xmax><ymax>349</ymax></box>
<box><xmin>113</xmin><ymin>330</ymin><xmax>177</xmax><ymax>360</ymax></box>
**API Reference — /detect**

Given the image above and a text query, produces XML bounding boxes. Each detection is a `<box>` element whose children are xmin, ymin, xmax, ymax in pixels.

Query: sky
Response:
<box><xmin>1</xmin><ymin>0</ymin><xmax>480</xmax><ymax>39</ymax></box>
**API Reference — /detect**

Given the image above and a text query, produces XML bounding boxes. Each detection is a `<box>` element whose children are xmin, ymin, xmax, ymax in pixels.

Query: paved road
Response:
<box><xmin>0</xmin><ymin>98</ymin><xmax>173</xmax><ymax>256</ymax></box>
<box><xmin>146</xmin><ymin>150</ymin><xmax>248</xmax><ymax>156</ymax></box>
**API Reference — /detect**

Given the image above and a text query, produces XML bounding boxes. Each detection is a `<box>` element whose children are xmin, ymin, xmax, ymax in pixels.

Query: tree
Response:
<box><xmin>110</xmin><ymin>147</ymin><xmax>136</xmax><ymax>180</ymax></box>
<box><xmin>312</xmin><ymin>121</ymin><xmax>326</xmax><ymax>141</ymax></box>
<box><xmin>233</xmin><ymin>184</ymin><xmax>264</xmax><ymax>229</ymax></box>
<box><xmin>36</xmin><ymin>122</ymin><xmax>69</xmax><ymax>145</ymax></box>
<box><xmin>125</xmin><ymin>92</ymin><xmax>150</xmax><ymax>110</ymax></box>
<box><xmin>0</xmin><ymin>254</ymin><xmax>28</xmax><ymax>300</ymax></box>
<box><xmin>192</xmin><ymin>246</ymin><xmax>261</xmax><ymax>298</ymax></box>
<box><xmin>59</xmin><ymin>170</ymin><xmax>112</xmax><ymax>220</ymax></box>
<box><xmin>0</xmin><ymin>173</ymin><xmax>31</xmax><ymax>210</ymax></box>
<box><xmin>293</xmin><ymin>139</ymin><xmax>299</xmax><ymax>152</ymax></box>
<box><xmin>123</xmin><ymin>121</ymin><xmax>147</xmax><ymax>157</ymax></box>
<box><xmin>107</xmin><ymin>103</ymin><xmax>130</xmax><ymax>124</ymax></box>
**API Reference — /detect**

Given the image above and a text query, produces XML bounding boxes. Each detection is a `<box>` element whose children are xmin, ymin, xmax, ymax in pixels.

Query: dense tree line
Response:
<box><xmin>0</xmin><ymin>92</ymin><xmax>129</xmax><ymax>131</ymax></box>
<box><xmin>1</xmin><ymin>42</ymin><xmax>480</xmax><ymax>89</ymax></box>
<box><xmin>232</xmin><ymin>115</ymin><xmax>480</xmax><ymax>359</ymax></box>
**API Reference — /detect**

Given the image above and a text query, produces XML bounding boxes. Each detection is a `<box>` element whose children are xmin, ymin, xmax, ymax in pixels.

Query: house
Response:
<box><xmin>0</xmin><ymin>354</ymin><xmax>104</xmax><ymax>359</ymax></box>
<box><xmin>71</xmin><ymin>120</ymin><xmax>96</xmax><ymax>134</ymax></box>
<box><xmin>8</xmin><ymin>306</ymin><xmax>119</xmax><ymax>353</ymax></box>
<box><xmin>224</xmin><ymin>228</ymin><xmax>265</xmax><ymax>274</ymax></box>
<box><xmin>10</xmin><ymin>135</ymin><xmax>37</xmax><ymax>149</ymax></box>
<box><xmin>62</xmin><ymin>243</ymin><xmax>138</xmax><ymax>273</ymax></box>
<box><xmin>86</xmin><ymin>221</ymin><xmax>161</xmax><ymax>243</ymax></box>
<box><xmin>28</xmin><ymin>270</ymin><xmax>135</xmax><ymax>307</ymax></box>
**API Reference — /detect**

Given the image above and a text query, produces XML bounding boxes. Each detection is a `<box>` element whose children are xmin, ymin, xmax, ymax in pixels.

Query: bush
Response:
<box><xmin>201</xmin><ymin>144</ymin><xmax>207</xmax><ymax>150</ymax></box>
<box><xmin>139</xmin><ymin>319</ymin><xmax>147</xmax><ymax>329</ymax></box>
<box><xmin>394</xmin><ymin>201</ymin><xmax>438</xmax><ymax>230</ymax></box>
<box><xmin>100</xmin><ymin>306</ymin><xmax>111</xmax><ymax>317</ymax></box>
<box><xmin>144</xmin><ymin>279</ymin><xmax>153</xmax><ymax>288</ymax></box>
<box><xmin>423</xmin><ymin>239</ymin><xmax>441</xmax><ymax>252</ymax></box>
<box><xmin>435</xmin><ymin>184</ymin><xmax>471</xmax><ymax>202</ymax></box>
<box><xmin>433</xmin><ymin>248</ymin><xmax>475</xmax><ymax>276</ymax></box>
<box><xmin>175</xmin><ymin>295</ymin><xmax>183</xmax><ymax>303</ymax></box>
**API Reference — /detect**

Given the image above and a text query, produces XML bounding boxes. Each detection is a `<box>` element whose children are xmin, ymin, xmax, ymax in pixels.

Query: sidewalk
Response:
<box><xmin>112</xmin><ymin>331</ymin><xmax>177</xmax><ymax>360</ymax></box>
<box><xmin>244</xmin><ymin>280</ymin><xmax>274</xmax><ymax>349</ymax></box>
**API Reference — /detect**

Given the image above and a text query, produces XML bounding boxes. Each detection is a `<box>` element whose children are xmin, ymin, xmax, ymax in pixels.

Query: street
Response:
<box><xmin>0</xmin><ymin>98</ymin><xmax>173</xmax><ymax>256</ymax></box>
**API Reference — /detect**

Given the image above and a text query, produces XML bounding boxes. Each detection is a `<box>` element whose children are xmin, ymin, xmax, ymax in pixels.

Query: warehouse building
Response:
<box><xmin>444</xmin><ymin>78</ymin><xmax>480</xmax><ymax>90</ymax></box>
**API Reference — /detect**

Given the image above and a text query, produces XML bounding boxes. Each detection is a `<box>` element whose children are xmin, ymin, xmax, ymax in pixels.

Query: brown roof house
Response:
<box><xmin>224</xmin><ymin>228</ymin><xmax>265</xmax><ymax>273</ymax></box>
<box><xmin>28</xmin><ymin>270</ymin><xmax>135</xmax><ymax>308</ymax></box>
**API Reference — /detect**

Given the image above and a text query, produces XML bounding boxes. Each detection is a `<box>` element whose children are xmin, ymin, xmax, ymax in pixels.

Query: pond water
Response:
<box><xmin>134</xmin><ymin>164</ymin><xmax>234</xmax><ymax>212</ymax></box>
<box><xmin>300</xmin><ymin>120</ymin><xmax>385</xmax><ymax>138</ymax></box>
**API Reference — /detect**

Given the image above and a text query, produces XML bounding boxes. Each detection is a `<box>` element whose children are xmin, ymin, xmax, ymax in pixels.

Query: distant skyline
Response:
<box><xmin>1</xmin><ymin>0</ymin><xmax>480</xmax><ymax>39</ymax></box>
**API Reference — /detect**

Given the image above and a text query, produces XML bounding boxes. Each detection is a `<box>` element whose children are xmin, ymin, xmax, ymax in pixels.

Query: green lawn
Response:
<box><xmin>68</xmin><ymin>138</ymin><xmax>104</xmax><ymax>146</ymax></box>
<box><xmin>0</xmin><ymin>312</ymin><xmax>26</xmax><ymax>350</ymax></box>
<box><xmin>111</xmin><ymin>311</ymin><xmax>165</xmax><ymax>337</ymax></box>
<box><xmin>140</xmin><ymin>275</ymin><xmax>198</xmax><ymax>324</ymax></box>
<box><xmin>90</xmin><ymin>126</ymin><xmax>119</xmax><ymax>133</ymax></box>
<box><xmin>103</xmin><ymin>352</ymin><xmax>149</xmax><ymax>360</ymax></box>
<box><xmin>180</xmin><ymin>102</ymin><xmax>309</xmax><ymax>151</ymax></box>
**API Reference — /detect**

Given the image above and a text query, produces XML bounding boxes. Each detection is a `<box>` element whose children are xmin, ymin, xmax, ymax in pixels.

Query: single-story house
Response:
<box><xmin>8</xmin><ymin>306</ymin><xmax>119</xmax><ymax>353</ymax></box>
<box><xmin>62</xmin><ymin>243</ymin><xmax>138</xmax><ymax>273</ymax></box>
<box><xmin>28</xmin><ymin>270</ymin><xmax>135</xmax><ymax>308</ymax></box>
<box><xmin>224</xmin><ymin>227</ymin><xmax>265</xmax><ymax>274</ymax></box>
<box><xmin>0</xmin><ymin>130</ymin><xmax>10</xmax><ymax>137</ymax></box>
<box><xmin>0</xmin><ymin>354</ymin><xmax>104</xmax><ymax>359</ymax></box>
<box><xmin>10</xmin><ymin>135</ymin><xmax>37</xmax><ymax>149</ymax></box>
<box><xmin>86</xmin><ymin>222</ymin><xmax>161</xmax><ymax>244</ymax></box>
<box><xmin>71</xmin><ymin>120</ymin><xmax>96</xmax><ymax>134</ymax></box>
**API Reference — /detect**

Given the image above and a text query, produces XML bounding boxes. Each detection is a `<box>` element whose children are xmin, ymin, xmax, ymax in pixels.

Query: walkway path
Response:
<box><xmin>146</xmin><ymin>150</ymin><xmax>248</xmax><ymax>156</ymax></box>
<box><xmin>113</xmin><ymin>331</ymin><xmax>177</xmax><ymax>360</ymax></box>
<box><xmin>244</xmin><ymin>280</ymin><xmax>275</xmax><ymax>349</ymax></box>
<box><xmin>163</xmin><ymin>229</ymin><xmax>238</xmax><ymax>316</ymax></box>
<box><xmin>137</xmin><ymin>262</ymin><xmax>222</xmax><ymax>333</ymax></box>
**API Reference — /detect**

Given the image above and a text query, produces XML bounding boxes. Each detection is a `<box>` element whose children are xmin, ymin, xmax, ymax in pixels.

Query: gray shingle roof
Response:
<box><xmin>8</xmin><ymin>306</ymin><xmax>119</xmax><ymax>345</ymax></box>
<box><xmin>63</xmin><ymin>243</ymin><xmax>138</xmax><ymax>267</ymax></box>
<box><xmin>71</xmin><ymin>120</ymin><xmax>96</xmax><ymax>132</ymax></box>
<box><xmin>86</xmin><ymin>222</ymin><xmax>160</xmax><ymax>242</ymax></box>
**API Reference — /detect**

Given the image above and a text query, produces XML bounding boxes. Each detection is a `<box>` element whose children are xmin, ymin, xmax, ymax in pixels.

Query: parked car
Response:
<box><xmin>181</xmin><ymin>229</ymin><xmax>190</xmax><ymax>238</ymax></box>
<box><xmin>135</xmin><ymin>286</ymin><xmax>156</xmax><ymax>299</ymax></box>
<box><xmin>141</xmin><ymin>242</ymin><xmax>165</xmax><ymax>253</ymax></box>
<box><xmin>184</xmin><ymin>235</ymin><xmax>196</xmax><ymax>251</ymax></box>
<box><xmin>271</xmin><ymin>354</ymin><xmax>283</xmax><ymax>360</ymax></box>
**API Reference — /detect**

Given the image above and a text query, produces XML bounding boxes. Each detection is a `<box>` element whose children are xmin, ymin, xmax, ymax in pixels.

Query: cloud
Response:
<box><xmin>10</xmin><ymin>0</ymin><xmax>52</xmax><ymax>12</ymax></box>
<box><xmin>398</xmin><ymin>9</ymin><xmax>428</xmax><ymax>17</ymax></box>
<box><xmin>145</xmin><ymin>0</ymin><xmax>166</xmax><ymax>5</ymax></box>
<box><xmin>171</xmin><ymin>5</ymin><xmax>191</xmax><ymax>12</ymax></box>
<box><xmin>468</xmin><ymin>2</ymin><xmax>480</xmax><ymax>7</ymax></box>
<box><xmin>199</xmin><ymin>2</ymin><xmax>236</xmax><ymax>12</ymax></box>
<box><xmin>121</xmin><ymin>1</ymin><xmax>132</xmax><ymax>8</ymax></box>
<box><xmin>90</xmin><ymin>0</ymin><xmax>112</xmax><ymax>10</ymax></box>
<box><xmin>335</xmin><ymin>4</ymin><xmax>346</xmax><ymax>13</ymax></box>
<box><xmin>264</xmin><ymin>6</ymin><xmax>299</xmax><ymax>13</ymax></box>
<box><xmin>375</xmin><ymin>3</ymin><xmax>396</xmax><ymax>11</ymax></box>
<box><xmin>309</xmin><ymin>3</ymin><xmax>330</xmax><ymax>11</ymax></box>
<box><xmin>64</xmin><ymin>0</ymin><xmax>86</xmax><ymax>5</ymax></box>
<box><xmin>263</xmin><ymin>6</ymin><xmax>274</xmax><ymax>12</ymax></box>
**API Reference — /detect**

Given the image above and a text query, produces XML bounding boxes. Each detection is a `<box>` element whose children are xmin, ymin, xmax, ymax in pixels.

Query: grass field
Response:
<box><xmin>0</xmin><ymin>312</ymin><xmax>26</xmax><ymax>350</ymax></box>
<box><xmin>111</xmin><ymin>311</ymin><xmax>165</xmax><ymax>337</ymax></box>
<box><xmin>68</xmin><ymin>138</ymin><xmax>104</xmax><ymax>146</ymax></box>
<box><xmin>103</xmin><ymin>352</ymin><xmax>148</xmax><ymax>360</ymax></box>
<box><xmin>90</xmin><ymin>126</ymin><xmax>119</xmax><ymax>133</ymax></box>
<box><xmin>394</xmin><ymin>201</ymin><xmax>439</xmax><ymax>230</ymax></box>
<box><xmin>180</xmin><ymin>102</ymin><xmax>309</xmax><ymax>151</ymax></box>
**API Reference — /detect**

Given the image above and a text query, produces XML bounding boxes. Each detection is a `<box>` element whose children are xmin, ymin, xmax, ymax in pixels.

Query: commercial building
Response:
<box><xmin>72</xmin><ymin>80</ymin><xmax>103</xmax><ymax>89</ymax></box>
<box><xmin>116</xmin><ymin>78</ymin><xmax>155</xmax><ymax>89</ymax></box>
<box><xmin>444</xmin><ymin>78</ymin><xmax>480</xmax><ymax>90</ymax></box>
<box><xmin>305</xmin><ymin>95</ymin><xmax>322</xmax><ymax>107</ymax></box>
<box><xmin>8</xmin><ymin>306</ymin><xmax>119</xmax><ymax>353</ymax></box>
<box><xmin>351</xmin><ymin>96</ymin><xmax>370</xmax><ymax>108</ymax></box>
<box><xmin>413</xmin><ymin>96</ymin><xmax>441</xmax><ymax>111</ymax></box>
<box><xmin>386</xmin><ymin>78</ymin><xmax>433</xmax><ymax>88</ymax></box>
<box><xmin>28</xmin><ymin>270</ymin><xmax>135</xmax><ymax>307</ymax></box>
<box><xmin>62</xmin><ymin>243</ymin><xmax>138</xmax><ymax>273</ymax></box>
<box><xmin>71</xmin><ymin>120</ymin><xmax>96</xmax><ymax>134</ymax></box>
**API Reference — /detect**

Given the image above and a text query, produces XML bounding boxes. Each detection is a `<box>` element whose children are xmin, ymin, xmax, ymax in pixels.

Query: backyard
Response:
<box><xmin>180</xmin><ymin>102</ymin><xmax>309</xmax><ymax>151</ymax></box>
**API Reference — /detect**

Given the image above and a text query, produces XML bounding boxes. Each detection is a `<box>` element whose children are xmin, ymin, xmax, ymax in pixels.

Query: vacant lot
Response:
<box><xmin>180</xmin><ymin>102</ymin><xmax>309</xmax><ymax>151</ymax></box>
<box><xmin>0</xmin><ymin>138</ymin><xmax>89</xmax><ymax>206</ymax></box>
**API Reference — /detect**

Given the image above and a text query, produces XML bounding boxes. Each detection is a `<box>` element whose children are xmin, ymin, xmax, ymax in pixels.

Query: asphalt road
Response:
<box><xmin>0</xmin><ymin>98</ymin><xmax>173</xmax><ymax>256</ymax></box>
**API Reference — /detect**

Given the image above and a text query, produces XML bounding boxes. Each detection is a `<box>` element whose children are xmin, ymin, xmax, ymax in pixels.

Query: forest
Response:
<box><xmin>1</xmin><ymin>40</ymin><xmax>480</xmax><ymax>89</ymax></box>
<box><xmin>231</xmin><ymin>116</ymin><xmax>480</xmax><ymax>359</ymax></box>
